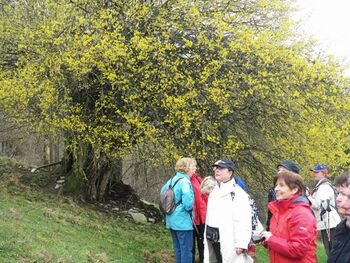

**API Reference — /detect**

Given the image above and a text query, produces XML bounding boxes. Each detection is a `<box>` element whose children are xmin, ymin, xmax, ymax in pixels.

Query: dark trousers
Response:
<box><xmin>211</xmin><ymin>241</ymin><xmax>222</xmax><ymax>263</ymax></box>
<box><xmin>321</xmin><ymin>228</ymin><xmax>336</xmax><ymax>258</ymax></box>
<box><xmin>192</xmin><ymin>224</ymin><xmax>205</xmax><ymax>263</ymax></box>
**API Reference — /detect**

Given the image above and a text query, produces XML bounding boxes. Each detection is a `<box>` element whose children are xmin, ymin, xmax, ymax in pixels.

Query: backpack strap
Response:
<box><xmin>170</xmin><ymin>177</ymin><xmax>183</xmax><ymax>188</ymax></box>
<box><xmin>314</xmin><ymin>179</ymin><xmax>338</xmax><ymax>210</ymax></box>
<box><xmin>170</xmin><ymin>177</ymin><xmax>184</xmax><ymax>206</ymax></box>
<box><xmin>314</xmin><ymin>179</ymin><xmax>334</xmax><ymax>192</ymax></box>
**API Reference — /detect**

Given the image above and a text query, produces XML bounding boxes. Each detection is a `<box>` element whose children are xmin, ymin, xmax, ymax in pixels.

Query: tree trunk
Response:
<box><xmin>63</xmin><ymin>141</ymin><xmax>123</xmax><ymax>202</ymax></box>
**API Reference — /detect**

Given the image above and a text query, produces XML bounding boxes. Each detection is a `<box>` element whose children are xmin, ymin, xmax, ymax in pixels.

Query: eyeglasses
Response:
<box><xmin>213</xmin><ymin>166</ymin><xmax>227</xmax><ymax>171</ymax></box>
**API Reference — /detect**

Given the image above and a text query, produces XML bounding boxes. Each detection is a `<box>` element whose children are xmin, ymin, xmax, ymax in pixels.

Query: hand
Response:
<box><xmin>235</xmin><ymin>247</ymin><xmax>244</xmax><ymax>255</ymax></box>
<box><xmin>260</xmin><ymin>231</ymin><xmax>272</xmax><ymax>241</ymax></box>
<box><xmin>252</xmin><ymin>235</ymin><xmax>265</xmax><ymax>245</ymax></box>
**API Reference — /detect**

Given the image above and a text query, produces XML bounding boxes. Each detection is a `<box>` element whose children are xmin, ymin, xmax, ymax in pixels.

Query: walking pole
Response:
<box><xmin>326</xmin><ymin>199</ymin><xmax>331</xmax><ymax>242</ymax></box>
<box><xmin>320</xmin><ymin>200</ymin><xmax>331</xmax><ymax>242</ymax></box>
<box><xmin>321</xmin><ymin>200</ymin><xmax>332</xmax><ymax>242</ymax></box>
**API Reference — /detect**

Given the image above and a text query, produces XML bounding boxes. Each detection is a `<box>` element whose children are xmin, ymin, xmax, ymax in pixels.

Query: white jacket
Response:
<box><xmin>204</xmin><ymin>179</ymin><xmax>253</xmax><ymax>263</ymax></box>
<box><xmin>308</xmin><ymin>179</ymin><xmax>341</xmax><ymax>230</ymax></box>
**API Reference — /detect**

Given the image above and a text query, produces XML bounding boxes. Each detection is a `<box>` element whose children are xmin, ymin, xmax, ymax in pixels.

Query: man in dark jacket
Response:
<box><xmin>328</xmin><ymin>172</ymin><xmax>350</xmax><ymax>263</ymax></box>
<box><xmin>266</xmin><ymin>160</ymin><xmax>300</xmax><ymax>230</ymax></box>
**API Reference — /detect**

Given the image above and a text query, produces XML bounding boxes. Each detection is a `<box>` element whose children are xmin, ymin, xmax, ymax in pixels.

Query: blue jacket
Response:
<box><xmin>160</xmin><ymin>172</ymin><xmax>194</xmax><ymax>230</ymax></box>
<box><xmin>235</xmin><ymin>176</ymin><xmax>247</xmax><ymax>192</ymax></box>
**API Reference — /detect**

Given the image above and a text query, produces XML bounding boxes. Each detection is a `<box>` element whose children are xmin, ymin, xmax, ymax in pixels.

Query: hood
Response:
<box><xmin>268</xmin><ymin>194</ymin><xmax>310</xmax><ymax>215</ymax></box>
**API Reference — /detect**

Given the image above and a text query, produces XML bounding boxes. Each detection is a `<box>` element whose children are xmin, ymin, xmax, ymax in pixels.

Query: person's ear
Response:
<box><xmin>292</xmin><ymin>187</ymin><xmax>299</xmax><ymax>195</ymax></box>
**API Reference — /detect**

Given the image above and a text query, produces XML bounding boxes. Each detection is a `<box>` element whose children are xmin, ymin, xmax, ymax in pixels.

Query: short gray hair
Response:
<box><xmin>201</xmin><ymin>176</ymin><xmax>217</xmax><ymax>195</ymax></box>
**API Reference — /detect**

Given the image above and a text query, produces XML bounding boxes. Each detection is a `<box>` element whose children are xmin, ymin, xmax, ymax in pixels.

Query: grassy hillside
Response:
<box><xmin>0</xmin><ymin>158</ymin><xmax>327</xmax><ymax>262</ymax></box>
<box><xmin>0</xmin><ymin>158</ymin><xmax>174</xmax><ymax>262</ymax></box>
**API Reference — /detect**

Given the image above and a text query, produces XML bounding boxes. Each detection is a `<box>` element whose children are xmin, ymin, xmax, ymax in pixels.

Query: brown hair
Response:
<box><xmin>335</xmin><ymin>172</ymin><xmax>350</xmax><ymax>187</ymax></box>
<box><xmin>273</xmin><ymin>170</ymin><xmax>306</xmax><ymax>195</ymax></box>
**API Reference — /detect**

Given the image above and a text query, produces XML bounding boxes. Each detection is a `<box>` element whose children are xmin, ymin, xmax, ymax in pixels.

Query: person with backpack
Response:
<box><xmin>204</xmin><ymin>160</ymin><xmax>253</xmax><ymax>263</ymax></box>
<box><xmin>259</xmin><ymin>170</ymin><xmax>317</xmax><ymax>263</ymax></box>
<box><xmin>308</xmin><ymin>165</ymin><xmax>341</xmax><ymax>258</ymax></box>
<box><xmin>190</xmin><ymin>171</ymin><xmax>208</xmax><ymax>263</ymax></box>
<box><xmin>266</xmin><ymin>160</ymin><xmax>300</xmax><ymax>231</ymax></box>
<box><xmin>160</xmin><ymin>157</ymin><xmax>196</xmax><ymax>263</ymax></box>
<box><xmin>328</xmin><ymin>172</ymin><xmax>350</xmax><ymax>263</ymax></box>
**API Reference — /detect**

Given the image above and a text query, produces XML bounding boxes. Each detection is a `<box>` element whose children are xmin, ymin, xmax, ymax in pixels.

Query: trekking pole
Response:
<box><xmin>326</xmin><ymin>199</ymin><xmax>331</xmax><ymax>242</ymax></box>
<box><xmin>320</xmin><ymin>201</ymin><xmax>331</xmax><ymax>242</ymax></box>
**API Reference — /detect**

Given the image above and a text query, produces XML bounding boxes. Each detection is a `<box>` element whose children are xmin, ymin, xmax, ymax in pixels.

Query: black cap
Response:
<box><xmin>212</xmin><ymin>160</ymin><xmax>235</xmax><ymax>170</ymax></box>
<box><xmin>277</xmin><ymin>160</ymin><xmax>300</xmax><ymax>174</ymax></box>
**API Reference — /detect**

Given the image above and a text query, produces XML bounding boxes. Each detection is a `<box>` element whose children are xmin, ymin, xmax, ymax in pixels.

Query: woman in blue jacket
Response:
<box><xmin>160</xmin><ymin>157</ymin><xmax>196</xmax><ymax>263</ymax></box>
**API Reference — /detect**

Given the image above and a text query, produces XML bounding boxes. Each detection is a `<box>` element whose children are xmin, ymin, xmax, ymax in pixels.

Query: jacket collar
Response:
<box><xmin>212</xmin><ymin>178</ymin><xmax>236</xmax><ymax>197</ymax></box>
<box><xmin>175</xmin><ymin>171</ymin><xmax>189</xmax><ymax>179</ymax></box>
<box><xmin>269</xmin><ymin>194</ymin><xmax>301</xmax><ymax>214</ymax></box>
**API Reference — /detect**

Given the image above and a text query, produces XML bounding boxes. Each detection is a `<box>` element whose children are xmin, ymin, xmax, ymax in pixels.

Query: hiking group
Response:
<box><xmin>160</xmin><ymin>157</ymin><xmax>350</xmax><ymax>263</ymax></box>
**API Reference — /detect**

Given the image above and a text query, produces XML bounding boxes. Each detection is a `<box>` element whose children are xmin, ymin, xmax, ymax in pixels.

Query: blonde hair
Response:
<box><xmin>175</xmin><ymin>157</ymin><xmax>197</xmax><ymax>175</ymax></box>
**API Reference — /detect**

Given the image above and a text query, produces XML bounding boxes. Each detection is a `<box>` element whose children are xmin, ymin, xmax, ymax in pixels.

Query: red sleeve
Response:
<box><xmin>190</xmin><ymin>174</ymin><xmax>208</xmax><ymax>225</ymax></box>
<box><xmin>266</xmin><ymin>206</ymin><xmax>316</xmax><ymax>259</ymax></box>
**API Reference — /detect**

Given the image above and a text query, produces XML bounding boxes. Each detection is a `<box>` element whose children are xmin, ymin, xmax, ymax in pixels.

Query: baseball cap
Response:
<box><xmin>277</xmin><ymin>160</ymin><xmax>300</xmax><ymax>174</ymax></box>
<box><xmin>310</xmin><ymin>165</ymin><xmax>328</xmax><ymax>174</ymax></box>
<box><xmin>212</xmin><ymin>160</ymin><xmax>235</xmax><ymax>170</ymax></box>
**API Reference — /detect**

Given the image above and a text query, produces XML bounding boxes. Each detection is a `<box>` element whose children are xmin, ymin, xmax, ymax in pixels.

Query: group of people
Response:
<box><xmin>160</xmin><ymin>157</ymin><xmax>350</xmax><ymax>263</ymax></box>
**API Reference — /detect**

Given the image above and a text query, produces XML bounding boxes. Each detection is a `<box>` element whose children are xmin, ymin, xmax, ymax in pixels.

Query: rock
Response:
<box><xmin>128</xmin><ymin>211</ymin><xmax>147</xmax><ymax>224</ymax></box>
<box><xmin>148</xmin><ymin>218</ymin><xmax>155</xmax><ymax>223</ymax></box>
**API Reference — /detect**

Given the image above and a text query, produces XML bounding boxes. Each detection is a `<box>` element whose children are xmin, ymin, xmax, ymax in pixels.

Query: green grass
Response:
<box><xmin>316</xmin><ymin>241</ymin><xmax>328</xmax><ymax>263</ymax></box>
<box><xmin>0</xmin><ymin>158</ymin><xmax>329</xmax><ymax>262</ymax></box>
<box><xmin>256</xmin><ymin>246</ymin><xmax>270</xmax><ymax>262</ymax></box>
<box><xmin>255</xmin><ymin>242</ymin><xmax>327</xmax><ymax>263</ymax></box>
<box><xmin>0</xmin><ymin>161</ymin><xmax>174</xmax><ymax>262</ymax></box>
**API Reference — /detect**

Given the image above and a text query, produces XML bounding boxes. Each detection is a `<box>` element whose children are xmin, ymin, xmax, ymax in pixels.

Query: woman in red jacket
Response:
<box><xmin>190</xmin><ymin>172</ymin><xmax>208</xmax><ymax>263</ymax></box>
<box><xmin>260</xmin><ymin>170</ymin><xmax>317</xmax><ymax>263</ymax></box>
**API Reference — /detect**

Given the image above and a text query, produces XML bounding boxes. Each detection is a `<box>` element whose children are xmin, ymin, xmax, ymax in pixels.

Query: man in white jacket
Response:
<box><xmin>308</xmin><ymin>164</ymin><xmax>341</xmax><ymax>258</ymax></box>
<box><xmin>204</xmin><ymin>160</ymin><xmax>253</xmax><ymax>263</ymax></box>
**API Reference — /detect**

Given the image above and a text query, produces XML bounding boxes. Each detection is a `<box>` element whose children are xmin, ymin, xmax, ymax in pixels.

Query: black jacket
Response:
<box><xmin>328</xmin><ymin>219</ymin><xmax>350</xmax><ymax>263</ymax></box>
<box><xmin>266</xmin><ymin>187</ymin><xmax>276</xmax><ymax>231</ymax></box>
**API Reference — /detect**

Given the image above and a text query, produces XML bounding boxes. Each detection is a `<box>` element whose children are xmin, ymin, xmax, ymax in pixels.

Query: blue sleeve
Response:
<box><xmin>236</xmin><ymin>177</ymin><xmax>247</xmax><ymax>192</ymax></box>
<box><xmin>181</xmin><ymin>180</ymin><xmax>194</xmax><ymax>211</ymax></box>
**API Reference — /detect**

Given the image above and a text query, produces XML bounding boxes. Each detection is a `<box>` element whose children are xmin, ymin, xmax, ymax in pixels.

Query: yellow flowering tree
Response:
<box><xmin>0</xmin><ymin>0</ymin><xmax>349</xmax><ymax>200</ymax></box>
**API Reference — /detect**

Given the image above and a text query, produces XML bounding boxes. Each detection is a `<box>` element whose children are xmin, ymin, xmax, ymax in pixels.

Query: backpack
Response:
<box><xmin>314</xmin><ymin>179</ymin><xmax>338</xmax><ymax>211</ymax></box>
<box><xmin>159</xmin><ymin>177</ymin><xmax>183</xmax><ymax>215</ymax></box>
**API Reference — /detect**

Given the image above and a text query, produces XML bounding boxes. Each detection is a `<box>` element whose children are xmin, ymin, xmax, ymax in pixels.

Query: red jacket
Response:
<box><xmin>190</xmin><ymin>173</ymin><xmax>208</xmax><ymax>225</ymax></box>
<box><xmin>266</xmin><ymin>194</ymin><xmax>317</xmax><ymax>263</ymax></box>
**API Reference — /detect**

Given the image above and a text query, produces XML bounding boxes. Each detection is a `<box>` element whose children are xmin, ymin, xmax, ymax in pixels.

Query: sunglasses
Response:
<box><xmin>213</xmin><ymin>166</ymin><xmax>228</xmax><ymax>171</ymax></box>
